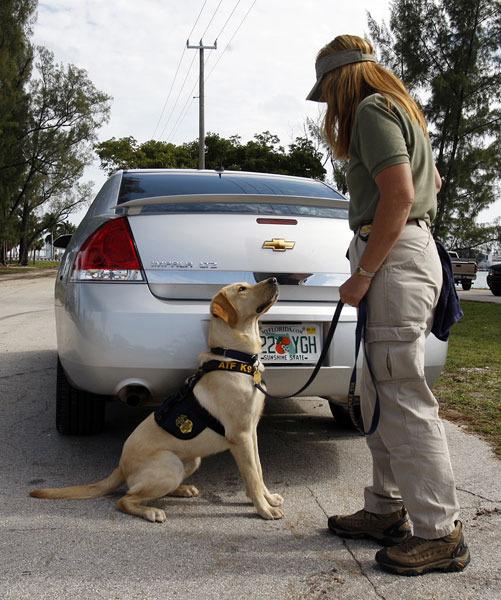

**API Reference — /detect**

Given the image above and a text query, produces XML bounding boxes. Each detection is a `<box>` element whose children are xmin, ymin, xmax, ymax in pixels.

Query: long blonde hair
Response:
<box><xmin>319</xmin><ymin>35</ymin><xmax>427</xmax><ymax>159</ymax></box>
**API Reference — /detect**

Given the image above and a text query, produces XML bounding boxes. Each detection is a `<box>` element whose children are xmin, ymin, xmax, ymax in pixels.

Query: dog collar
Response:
<box><xmin>200</xmin><ymin>359</ymin><xmax>262</xmax><ymax>385</ymax></box>
<box><xmin>210</xmin><ymin>347</ymin><xmax>259</xmax><ymax>364</ymax></box>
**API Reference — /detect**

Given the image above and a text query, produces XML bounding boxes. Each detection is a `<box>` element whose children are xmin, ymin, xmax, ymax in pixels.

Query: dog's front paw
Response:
<box><xmin>144</xmin><ymin>507</ymin><xmax>167</xmax><ymax>523</ymax></box>
<box><xmin>265</xmin><ymin>492</ymin><xmax>284</xmax><ymax>507</ymax></box>
<box><xmin>257</xmin><ymin>505</ymin><xmax>284</xmax><ymax>520</ymax></box>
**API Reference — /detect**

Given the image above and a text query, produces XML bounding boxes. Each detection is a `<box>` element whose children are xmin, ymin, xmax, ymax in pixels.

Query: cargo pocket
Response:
<box><xmin>365</xmin><ymin>325</ymin><xmax>425</xmax><ymax>382</ymax></box>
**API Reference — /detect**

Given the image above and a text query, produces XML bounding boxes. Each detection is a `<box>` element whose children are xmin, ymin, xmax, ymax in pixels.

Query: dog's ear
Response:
<box><xmin>210</xmin><ymin>291</ymin><xmax>238</xmax><ymax>327</ymax></box>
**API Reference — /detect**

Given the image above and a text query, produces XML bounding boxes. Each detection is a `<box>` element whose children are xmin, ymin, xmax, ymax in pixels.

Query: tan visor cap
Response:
<box><xmin>306</xmin><ymin>49</ymin><xmax>376</xmax><ymax>102</ymax></box>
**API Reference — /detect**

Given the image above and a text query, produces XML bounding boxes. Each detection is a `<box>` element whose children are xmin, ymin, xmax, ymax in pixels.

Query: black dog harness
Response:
<box><xmin>154</xmin><ymin>350</ymin><xmax>262</xmax><ymax>440</ymax></box>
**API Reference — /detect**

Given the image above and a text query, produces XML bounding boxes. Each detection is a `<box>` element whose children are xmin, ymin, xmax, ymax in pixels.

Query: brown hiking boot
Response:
<box><xmin>327</xmin><ymin>507</ymin><xmax>411</xmax><ymax>546</ymax></box>
<box><xmin>375</xmin><ymin>520</ymin><xmax>470</xmax><ymax>576</ymax></box>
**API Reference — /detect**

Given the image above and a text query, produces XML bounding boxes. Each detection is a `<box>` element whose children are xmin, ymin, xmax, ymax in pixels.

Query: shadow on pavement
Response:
<box><xmin>1</xmin><ymin>349</ymin><xmax>361</xmax><ymax>526</ymax></box>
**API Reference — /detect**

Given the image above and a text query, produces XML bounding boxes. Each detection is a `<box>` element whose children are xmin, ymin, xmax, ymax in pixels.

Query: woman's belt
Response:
<box><xmin>357</xmin><ymin>218</ymin><xmax>426</xmax><ymax>236</ymax></box>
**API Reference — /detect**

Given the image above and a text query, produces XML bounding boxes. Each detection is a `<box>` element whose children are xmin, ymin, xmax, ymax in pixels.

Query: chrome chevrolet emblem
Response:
<box><xmin>262</xmin><ymin>238</ymin><xmax>295</xmax><ymax>252</ymax></box>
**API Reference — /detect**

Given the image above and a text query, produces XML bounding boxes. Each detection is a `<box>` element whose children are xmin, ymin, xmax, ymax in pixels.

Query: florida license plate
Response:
<box><xmin>259</xmin><ymin>323</ymin><xmax>322</xmax><ymax>364</ymax></box>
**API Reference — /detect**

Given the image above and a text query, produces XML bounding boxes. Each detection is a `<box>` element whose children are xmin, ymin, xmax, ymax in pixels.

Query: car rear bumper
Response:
<box><xmin>56</xmin><ymin>282</ymin><xmax>448</xmax><ymax>401</ymax></box>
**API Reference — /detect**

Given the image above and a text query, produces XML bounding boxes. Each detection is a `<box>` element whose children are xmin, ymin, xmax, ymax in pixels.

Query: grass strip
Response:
<box><xmin>0</xmin><ymin>261</ymin><xmax>60</xmax><ymax>275</ymax></box>
<box><xmin>434</xmin><ymin>300</ymin><xmax>501</xmax><ymax>456</ymax></box>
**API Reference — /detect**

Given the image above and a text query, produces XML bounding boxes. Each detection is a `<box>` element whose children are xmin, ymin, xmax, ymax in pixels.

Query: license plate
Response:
<box><xmin>259</xmin><ymin>323</ymin><xmax>322</xmax><ymax>364</ymax></box>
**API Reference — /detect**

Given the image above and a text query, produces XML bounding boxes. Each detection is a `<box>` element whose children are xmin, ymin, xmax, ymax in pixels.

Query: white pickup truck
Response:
<box><xmin>448</xmin><ymin>251</ymin><xmax>478</xmax><ymax>290</ymax></box>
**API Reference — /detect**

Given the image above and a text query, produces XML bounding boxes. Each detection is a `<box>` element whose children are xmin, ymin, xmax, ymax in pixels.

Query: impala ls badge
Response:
<box><xmin>262</xmin><ymin>238</ymin><xmax>295</xmax><ymax>252</ymax></box>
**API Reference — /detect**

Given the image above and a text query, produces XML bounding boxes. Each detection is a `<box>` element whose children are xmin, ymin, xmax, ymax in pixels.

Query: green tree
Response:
<box><xmin>95</xmin><ymin>132</ymin><xmax>326</xmax><ymax>180</ymax></box>
<box><xmin>304</xmin><ymin>116</ymin><xmax>349</xmax><ymax>195</ymax></box>
<box><xmin>21</xmin><ymin>182</ymin><xmax>93</xmax><ymax>259</ymax></box>
<box><xmin>368</xmin><ymin>0</ymin><xmax>501</xmax><ymax>248</ymax></box>
<box><xmin>12</xmin><ymin>47</ymin><xmax>111</xmax><ymax>264</ymax></box>
<box><xmin>0</xmin><ymin>0</ymin><xmax>36</xmax><ymax>264</ymax></box>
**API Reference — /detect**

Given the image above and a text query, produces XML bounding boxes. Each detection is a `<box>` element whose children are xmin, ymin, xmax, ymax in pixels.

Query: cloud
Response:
<box><xmin>32</xmin><ymin>1</ymin><xmax>501</xmax><ymax>223</ymax></box>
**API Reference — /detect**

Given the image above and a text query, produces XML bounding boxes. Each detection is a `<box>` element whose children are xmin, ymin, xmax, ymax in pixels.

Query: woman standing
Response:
<box><xmin>307</xmin><ymin>35</ymin><xmax>470</xmax><ymax>576</ymax></box>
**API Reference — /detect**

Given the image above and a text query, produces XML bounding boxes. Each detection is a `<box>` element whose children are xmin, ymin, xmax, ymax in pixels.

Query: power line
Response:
<box><xmin>215</xmin><ymin>0</ymin><xmax>243</xmax><ymax>40</ymax></box>
<box><xmin>188</xmin><ymin>0</ymin><xmax>210</xmax><ymax>39</ymax></box>
<box><xmin>152</xmin><ymin>0</ymin><xmax>209</xmax><ymax>139</ymax></box>
<box><xmin>169</xmin><ymin>0</ymin><xmax>258</xmax><ymax>143</ymax></box>
<box><xmin>201</xmin><ymin>0</ymin><xmax>224</xmax><ymax>39</ymax></box>
<box><xmin>151</xmin><ymin>48</ymin><xmax>186</xmax><ymax>139</ymax></box>
<box><xmin>166</xmin><ymin>80</ymin><xmax>199</xmax><ymax>141</ymax></box>
<box><xmin>157</xmin><ymin>51</ymin><xmax>198</xmax><ymax>140</ymax></box>
<box><xmin>166</xmin><ymin>44</ymin><xmax>218</xmax><ymax>142</ymax></box>
<box><xmin>206</xmin><ymin>0</ymin><xmax>257</xmax><ymax>80</ymax></box>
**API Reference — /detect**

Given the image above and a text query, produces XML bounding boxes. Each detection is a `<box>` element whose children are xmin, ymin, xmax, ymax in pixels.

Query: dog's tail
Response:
<box><xmin>29</xmin><ymin>467</ymin><xmax>124</xmax><ymax>500</ymax></box>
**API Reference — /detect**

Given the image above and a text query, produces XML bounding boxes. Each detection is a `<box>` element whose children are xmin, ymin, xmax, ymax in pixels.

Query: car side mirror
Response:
<box><xmin>54</xmin><ymin>234</ymin><xmax>72</xmax><ymax>249</ymax></box>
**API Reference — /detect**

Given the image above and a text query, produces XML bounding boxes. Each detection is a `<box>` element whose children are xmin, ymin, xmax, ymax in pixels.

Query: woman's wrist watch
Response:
<box><xmin>354</xmin><ymin>265</ymin><xmax>377</xmax><ymax>279</ymax></box>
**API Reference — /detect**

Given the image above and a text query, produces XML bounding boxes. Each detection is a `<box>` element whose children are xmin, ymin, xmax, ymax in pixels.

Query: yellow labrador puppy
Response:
<box><xmin>31</xmin><ymin>278</ymin><xmax>284</xmax><ymax>522</ymax></box>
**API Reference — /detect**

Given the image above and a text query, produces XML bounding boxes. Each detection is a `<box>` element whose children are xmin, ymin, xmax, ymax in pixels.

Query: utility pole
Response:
<box><xmin>187</xmin><ymin>39</ymin><xmax>217</xmax><ymax>170</ymax></box>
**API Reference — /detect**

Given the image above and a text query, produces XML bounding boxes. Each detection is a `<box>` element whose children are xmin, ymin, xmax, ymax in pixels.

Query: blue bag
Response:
<box><xmin>431</xmin><ymin>239</ymin><xmax>464</xmax><ymax>341</ymax></box>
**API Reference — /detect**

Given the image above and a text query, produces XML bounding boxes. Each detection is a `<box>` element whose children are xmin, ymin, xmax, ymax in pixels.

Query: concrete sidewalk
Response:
<box><xmin>458</xmin><ymin>289</ymin><xmax>501</xmax><ymax>304</ymax></box>
<box><xmin>1</xmin><ymin>277</ymin><xmax>500</xmax><ymax>600</ymax></box>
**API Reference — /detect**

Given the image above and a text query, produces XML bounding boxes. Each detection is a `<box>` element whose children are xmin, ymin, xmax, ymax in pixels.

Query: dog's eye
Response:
<box><xmin>238</xmin><ymin>286</ymin><xmax>247</xmax><ymax>293</ymax></box>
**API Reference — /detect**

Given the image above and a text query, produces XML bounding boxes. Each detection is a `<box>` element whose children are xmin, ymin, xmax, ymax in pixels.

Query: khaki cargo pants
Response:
<box><xmin>349</xmin><ymin>220</ymin><xmax>460</xmax><ymax>539</ymax></box>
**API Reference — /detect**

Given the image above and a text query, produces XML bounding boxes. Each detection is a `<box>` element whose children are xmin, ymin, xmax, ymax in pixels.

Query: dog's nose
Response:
<box><xmin>268</xmin><ymin>277</ymin><xmax>277</xmax><ymax>285</ymax></box>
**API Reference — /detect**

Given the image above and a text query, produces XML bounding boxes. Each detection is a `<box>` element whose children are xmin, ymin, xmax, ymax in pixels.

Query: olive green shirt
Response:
<box><xmin>346</xmin><ymin>93</ymin><xmax>437</xmax><ymax>231</ymax></box>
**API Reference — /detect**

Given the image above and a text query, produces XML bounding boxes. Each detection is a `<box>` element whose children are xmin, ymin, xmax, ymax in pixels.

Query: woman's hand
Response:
<box><xmin>339</xmin><ymin>274</ymin><xmax>372</xmax><ymax>307</ymax></box>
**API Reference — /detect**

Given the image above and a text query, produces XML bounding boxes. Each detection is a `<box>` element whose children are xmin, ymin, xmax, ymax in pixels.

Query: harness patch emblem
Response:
<box><xmin>175</xmin><ymin>414</ymin><xmax>194</xmax><ymax>434</ymax></box>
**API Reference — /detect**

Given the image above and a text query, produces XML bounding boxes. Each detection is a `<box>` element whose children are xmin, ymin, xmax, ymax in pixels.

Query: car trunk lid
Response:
<box><xmin>123</xmin><ymin>195</ymin><xmax>351</xmax><ymax>301</ymax></box>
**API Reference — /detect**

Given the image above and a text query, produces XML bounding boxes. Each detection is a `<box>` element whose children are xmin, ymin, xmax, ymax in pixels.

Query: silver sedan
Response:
<box><xmin>54</xmin><ymin>169</ymin><xmax>447</xmax><ymax>434</ymax></box>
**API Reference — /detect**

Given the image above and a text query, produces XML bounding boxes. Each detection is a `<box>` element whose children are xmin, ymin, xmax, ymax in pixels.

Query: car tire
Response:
<box><xmin>461</xmin><ymin>279</ymin><xmax>472</xmax><ymax>291</ymax></box>
<box><xmin>327</xmin><ymin>401</ymin><xmax>364</xmax><ymax>433</ymax></box>
<box><xmin>489</xmin><ymin>285</ymin><xmax>501</xmax><ymax>296</ymax></box>
<box><xmin>56</xmin><ymin>358</ymin><xmax>105</xmax><ymax>435</ymax></box>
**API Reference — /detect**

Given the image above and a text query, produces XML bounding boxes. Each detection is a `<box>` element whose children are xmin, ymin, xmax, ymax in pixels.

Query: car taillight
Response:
<box><xmin>71</xmin><ymin>217</ymin><xmax>144</xmax><ymax>282</ymax></box>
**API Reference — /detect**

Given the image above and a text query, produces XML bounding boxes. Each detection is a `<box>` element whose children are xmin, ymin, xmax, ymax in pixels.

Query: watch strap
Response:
<box><xmin>355</xmin><ymin>265</ymin><xmax>377</xmax><ymax>279</ymax></box>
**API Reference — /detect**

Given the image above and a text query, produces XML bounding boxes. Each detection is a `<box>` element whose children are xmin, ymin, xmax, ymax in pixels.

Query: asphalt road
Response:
<box><xmin>1</xmin><ymin>276</ymin><xmax>500</xmax><ymax>600</ymax></box>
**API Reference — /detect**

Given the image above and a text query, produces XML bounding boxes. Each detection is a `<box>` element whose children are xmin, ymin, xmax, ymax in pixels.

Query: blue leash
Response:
<box><xmin>255</xmin><ymin>300</ymin><xmax>345</xmax><ymax>400</ymax></box>
<box><xmin>256</xmin><ymin>296</ymin><xmax>380</xmax><ymax>435</ymax></box>
<box><xmin>348</xmin><ymin>296</ymin><xmax>380</xmax><ymax>435</ymax></box>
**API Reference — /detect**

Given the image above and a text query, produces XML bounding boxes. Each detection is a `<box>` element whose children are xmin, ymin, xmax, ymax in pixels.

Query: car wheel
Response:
<box><xmin>461</xmin><ymin>279</ymin><xmax>472</xmax><ymax>291</ymax></box>
<box><xmin>327</xmin><ymin>400</ymin><xmax>364</xmax><ymax>433</ymax></box>
<box><xmin>56</xmin><ymin>358</ymin><xmax>105</xmax><ymax>435</ymax></box>
<box><xmin>328</xmin><ymin>402</ymin><xmax>353</xmax><ymax>427</ymax></box>
<box><xmin>489</xmin><ymin>284</ymin><xmax>501</xmax><ymax>296</ymax></box>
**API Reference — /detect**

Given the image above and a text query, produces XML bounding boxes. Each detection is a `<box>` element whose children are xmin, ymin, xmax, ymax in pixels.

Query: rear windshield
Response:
<box><xmin>117</xmin><ymin>172</ymin><xmax>344</xmax><ymax>203</ymax></box>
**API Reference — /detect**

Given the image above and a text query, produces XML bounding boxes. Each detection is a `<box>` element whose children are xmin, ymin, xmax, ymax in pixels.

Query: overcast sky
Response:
<box><xmin>34</xmin><ymin>0</ymin><xmax>499</xmax><ymax>224</ymax></box>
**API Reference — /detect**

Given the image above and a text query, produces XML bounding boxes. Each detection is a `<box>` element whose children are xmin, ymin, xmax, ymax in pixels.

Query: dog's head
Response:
<box><xmin>210</xmin><ymin>278</ymin><xmax>279</xmax><ymax>328</ymax></box>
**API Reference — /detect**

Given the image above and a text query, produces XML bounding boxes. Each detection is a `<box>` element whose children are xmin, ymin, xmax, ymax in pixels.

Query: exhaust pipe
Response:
<box><xmin>118</xmin><ymin>385</ymin><xmax>151</xmax><ymax>407</ymax></box>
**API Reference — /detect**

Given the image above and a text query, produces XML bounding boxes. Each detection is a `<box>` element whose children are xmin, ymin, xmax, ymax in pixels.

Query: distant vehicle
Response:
<box><xmin>448</xmin><ymin>251</ymin><xmax>478</xmax><ymax>290</ymax></box>
<box><xmin>53</xmin><ymin>169</ymin><xmax>448</xmax><ymax>435</ymax></box>
<box><xmin>487</xmin><ymin>263</ymin><xmax>501</xmax><ymax>296</ymax></box>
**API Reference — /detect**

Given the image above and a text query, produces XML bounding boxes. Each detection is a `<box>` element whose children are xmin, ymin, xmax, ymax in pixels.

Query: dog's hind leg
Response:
<box><xmin>117</xmin><ymin>450</ymin><xmax>184</xmax><ymax>523</ymax></box>
<box><xmin>167</xmin><ymin>457</ymin><xmax>202</xmax><ymax>498</ymax></box>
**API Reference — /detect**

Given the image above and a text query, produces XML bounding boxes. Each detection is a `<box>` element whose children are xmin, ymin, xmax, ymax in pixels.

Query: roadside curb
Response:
<box><xmin>457</xmin><ymin>290</ymin><xmax>501</xmax><ymax>304</ymax></box>
<box><xmin>0</xmin><ymin>268</ymin><xmax>58</xmax><ymax>282</ymax></box>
